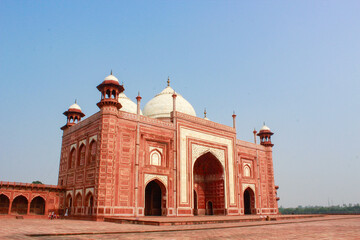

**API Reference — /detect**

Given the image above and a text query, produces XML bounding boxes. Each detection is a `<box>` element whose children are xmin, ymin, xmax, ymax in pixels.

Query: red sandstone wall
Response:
<box><xmin>236</xmin><ymin>140</ymin><xmax>278</xmax><ymax>214</ymax></box>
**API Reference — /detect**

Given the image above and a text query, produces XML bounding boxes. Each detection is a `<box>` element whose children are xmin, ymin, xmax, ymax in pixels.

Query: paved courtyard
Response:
<box><xmin>0</xmin><ymin>215</ymin><xmax>360</xmax><ymax>239</ymax></box>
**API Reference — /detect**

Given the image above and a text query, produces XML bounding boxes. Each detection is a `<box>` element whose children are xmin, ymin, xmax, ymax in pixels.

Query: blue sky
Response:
<box><xmin>1</xmin><ymin>1</ymin><xmax>359</xmax><ymax>207</ymax></box>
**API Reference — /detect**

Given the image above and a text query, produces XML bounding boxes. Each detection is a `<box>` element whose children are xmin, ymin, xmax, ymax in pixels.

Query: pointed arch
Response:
<box><xmin>144</xmin><ymin>179</ymin><xmax>166</xmax><ymax>216</ymax></box>
<box><xmin>243</xmin><ymin>164</ymin><xmax>251</xmax><ymax>177</ymax></box>
<box><xmin>75</xmin><ymin>193</ymin><xmax>82</xmax><ymax>207</ymax></box>
<box><xmin>88</xmin><ymin>140</ymin><xmax>97</xmax><ymax>164</ymax></box>
<box><xmin>150</xmin><ymin>149</ymin><xmax>162</xmax><ymax>166</ymax></box>
<box><xmin>85</xmin><ymin>192</ymin><xmax>94</xmax><ymax>215</ymax></box>
<box><xmin>243</xmin><ymin>187</ymin><xmax>255</xmax><ymax>215</ymax></box>
<box><xmin>0</xmin><ymin>194</ymin><xmax>10</xmax><ymax>214</ymax></box>
<box><xmin>69</xmin><ymin>148</ymin><xmax>76</xmax><ymax>169</ymax></box>
<box><xmin>30</xmin><ymin>196</ymin><xmax>45</xmax><ymax>215</ymax></box>
<box><xmin>78</xmin><ymin>143</ymin><xmax>85</xmax><ymax>166</ymax></box>
<box><xmin>193</xmin><ymin>152</ymin><xmax>225</xmax><ymax>215</ymax></box>
<box><xmin>11</xmin><ymin>195</ymin><xmax>28</xmax><ymax>215</ymax></box>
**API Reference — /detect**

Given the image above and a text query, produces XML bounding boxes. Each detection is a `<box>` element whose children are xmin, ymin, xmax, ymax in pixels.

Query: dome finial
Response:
<box><xmin>110</xmin><ymin>69</ymin><xmax>113</xmax><ymax>75</ymax></box>
<box><xmin>204</xmin><ymin>108</ymin><xmax>207</xmax><ymax>118</ymax></box>
<box><xmin>263</xmin><ymin>121</ymin><xmax>266</xmax><ymax>126</ymax></box>
<box><xmin>167</xmin><ymin>76</ymin><xmax>170</xmax><ymax>87</ymax></box>
<box><xmin>75</xmin><ymin>99</ymin><xmax>77</xmax><ymax>104</ymax></box>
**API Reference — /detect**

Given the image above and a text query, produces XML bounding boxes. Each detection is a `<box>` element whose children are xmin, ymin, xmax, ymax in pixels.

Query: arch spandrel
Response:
<box><xmin>144</xmin><ymin>174</ymin><xmax>168</xmax><ymax>189</ymax></box>
<box><xmin>191</xmin><ymin>144</ymin><xmax>225</xmax><ymax>168</ymax></box>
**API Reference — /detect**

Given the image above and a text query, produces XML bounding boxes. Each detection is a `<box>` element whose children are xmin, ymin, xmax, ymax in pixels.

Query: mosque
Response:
<box><xmin>0</xmin><ymin>72</ymin><xmax>279</xmax><ymax>219</ymax></box>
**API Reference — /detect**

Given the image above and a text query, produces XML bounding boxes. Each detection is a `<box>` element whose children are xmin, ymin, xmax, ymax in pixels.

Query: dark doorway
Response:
<box><xmin>66</xmin><ymin>194</ymin><xmax>72</xmax><ymax>215</ymax></box>
<box><xmin>30</xmin><ymin>196</ymin><xmax>45</xmax><ymax>215</ymax></box>
<box><xmin>207</xmin><ymin>201</ymin><xmax>214</xmax><ymax>215</ymax></box>
<box><xmin>193</xmin><ymin>190</ymin><xmax>198</xmax><ymax>215</ymax></box>
<box><xmin>85</xmin><ymin>194</ymin><xmax>94</xmax><ymax>215</ymax></box>
<box><xmin>11</xmin><ymin>195</ymin><xmax>28</xmax><ymax>215</ymax></box>
<box><xmin>193</xmin><ymin>152</ymin><xmax>225</xmax><ymax>215</ymax></box>
<box><xmin>244</xmin><ymin>188</ymin><xmax>255</xmax><ymax>215</ymax></box>
<box><xmin>0</xmin><ymin>194</ymin><xmax>10</xmax><ymax>214</ymax></box>
<box><xmin>145</xmin><ymin>180</ymin><xmax>165</xmax><ymax>216</ymax></box>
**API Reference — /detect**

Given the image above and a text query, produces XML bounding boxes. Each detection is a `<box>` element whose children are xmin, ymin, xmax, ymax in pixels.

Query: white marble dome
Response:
<box><xmin>104</xmin><ymin>74</ymin><xmax>119</xmax><ymax>83</ymax></box>
<box><xmin>261</xmin><ymin>125</ymin><xmax>271</xmax><ymax>131</ymax></box>
<box><xmin>69</xmin><ymin>103</ymin><xmax>81</xmax><ymax>111</ymax></box>
<box><xmin>143</xmin><ymin>86</ymin><xmax>196</xmax><ymax>119</ymax></box>
<box><xmin>118</xmin><ymin>92</ymin><xmax>142</xmax><ymax>115</ymax></box>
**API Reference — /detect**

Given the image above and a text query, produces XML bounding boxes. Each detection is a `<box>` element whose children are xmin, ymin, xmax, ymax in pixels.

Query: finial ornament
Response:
<box><xmin>204</xmin><ymin>108</ymin><xmax>207</xmax><ymax>118</ymax></box>
<box><xmin>167</xmin><ymin>76</ymin><xmax>170</xmax><ymax>87</ymax></box>
<box><xmin>75</xmin><ymin>99</ymin><xmax>77</xmax><ymax>104</ymax></box>
<box><xmin>138</xmin><ymin>91</ymin><xmax>140</xmax><ymax>96</ymax></box>
<box><xmin>110</xmin><ymin>70</ymin><xmax>113</xmax><ymax>75</ymax></box>
<box><xmin>263</xmin><ymin>121</ymin><xmax>266</xmax><ymax>126</ymax></box>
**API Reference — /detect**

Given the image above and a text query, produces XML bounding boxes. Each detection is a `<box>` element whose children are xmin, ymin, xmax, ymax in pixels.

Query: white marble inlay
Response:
<box><xmin>179</xmin><ymin>127</ymin><xmax>235</xmax><ymax>206</ymax></box>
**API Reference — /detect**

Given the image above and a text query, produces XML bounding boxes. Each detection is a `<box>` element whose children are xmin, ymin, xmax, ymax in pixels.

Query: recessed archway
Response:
<box><xmin>193</xmin><ymin>152</ymin><xmax>225</xmax><ymax>215</ymax></box>
<box><xmin>85</xmin><ymin>193</ymin><xmax>94</xmax><ymax>215</ymax></box>
<box><xmin>11</xmin><ymin>195</ymin><xmax>28</xmax><ymax>215</ymax></box>
<box><xmin>145</xmin><ymin>180</ymin><xmax>166</xmax><ymax>216</ymax></box>
<box><xmin>244</xmin><ymin>187</ymin><xmax>255</xmax><ymax>215</ymax></box>
<box><xmin>0</xmin><ymin>194</ymin><xmax>10</xmax><ymax>214</ymax></box>
<box><xmin>30</xmin><ymin>196</ymin><xmax>45</xmax><ymax>215</ymax></box>
<box><xmin>66</xmin><ymin>194</ymin><xmax>72</xmax><ymax>215</ymax></box>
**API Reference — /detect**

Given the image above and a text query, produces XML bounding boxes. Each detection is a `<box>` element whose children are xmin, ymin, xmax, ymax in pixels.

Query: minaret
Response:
<box><xmin>61</xmin><ymin>100</ymin><xmax>85</xmax><ymax>130</ymax></box>
<box><xmin>96</xmin><ymin>71</ymin><xmax>124</xmax><ymax>110</ymax></box>
<box><xmin>257</xmin><ymin>123</ymin><xmax>274</xmax><ymax>147</ymax></box>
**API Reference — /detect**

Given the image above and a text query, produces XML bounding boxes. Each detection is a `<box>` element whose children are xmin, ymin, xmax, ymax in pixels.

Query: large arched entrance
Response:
<box><xmin>0</xmin><ymin>194</ymin><xmax>10</xmax><ymax>214</ymax></box>
<box><xmin>193</xmin><ymin>152</ymin><xmax>225</xmax><ymax>215</ymax></box>
<box><xmin>30</xmin><ymin>196</ymin><xmax>45</xmax><ymax>215</ymax></box>
<box><xmin>145</xmin><ymin>180</ymin><xmax>166</xmax><ymax>216</ymax></box>
<box><xmin>11</xmin><ymin>195</ymin><xmax>28</xmax><ymax>215</ymax></box>
<box><xmin>244</xmin><ymin>187</ymin><xmax>255</xmax><ymax>215</ymax></box>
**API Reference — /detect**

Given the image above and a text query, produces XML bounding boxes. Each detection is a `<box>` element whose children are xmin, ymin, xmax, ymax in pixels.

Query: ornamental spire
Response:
<box><xmin>167</xmin><ymin>76</ymin><xmax>170</xmax><ymax>87</ymax></box>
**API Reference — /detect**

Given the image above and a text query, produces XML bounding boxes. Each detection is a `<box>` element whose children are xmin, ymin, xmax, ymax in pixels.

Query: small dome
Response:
<box><xmin>69</xmin><ymin>103</ymin><xmax>81</xmax><ymax>111</ymax></box>
<box><xmin>143</xmin><ymin>86</ymin><xmax>196</xmax><ymax>119</ymax></box>
<box><xmin>104</xmin><ymin>74</ymin><xmax>119</xmax><ymax>83</ymax></box>
<box><xmin>118</xmin><ymin>92</ymin><xmax>142</xmax><ymax>115</ymax></box>
<box><xmin>261</xmin><ymin>125</ymin><xmax>271</xmax><ymax>131</ymax></box>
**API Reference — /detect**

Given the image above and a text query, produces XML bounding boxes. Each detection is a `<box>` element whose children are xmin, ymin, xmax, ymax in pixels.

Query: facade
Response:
<box><xmin>58</xmin><ymin>73</ymin><xmax>279</xmax><ymax>218</ymax></box>
<box><xmin>0</xmin><ymin>72</ymin><xmax>279</xmax><ymax>219</ymax></box>
<box><xmin>0</xmin><ymin>182</ymin><xmax>63</xmax><ymax>217</ymax></box>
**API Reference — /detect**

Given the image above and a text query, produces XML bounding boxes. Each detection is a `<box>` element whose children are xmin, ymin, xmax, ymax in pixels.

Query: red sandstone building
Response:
<box><xmin>0</xmin><ymin>73</ymin><xmax>279</xmax><ymax>219</ymax></box>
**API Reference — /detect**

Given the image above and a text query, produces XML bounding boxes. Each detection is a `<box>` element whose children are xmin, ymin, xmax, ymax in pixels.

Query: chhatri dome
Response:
<box><xmin>260</xmin><ymin>124</ymin><xmax>271</xmax><ymax>131</ymax></box>
<box><xmin>68</xmin><ymin>102</ymin><xmax>81</xmax><ymax>111</ymax></box>
<box><xmin>103</xmin><ymin>71</ymin><xmax>119</xmax><ymax>83</ymax></box>
<box><xmin>143</xmin><ymin>77</ymin><xmax>196</xmax><ymax>119</ymax></box>
<box><xmin>118</xmin><ymin>92</ymin><xmax>143</xmax><ymax>115</ymax></box>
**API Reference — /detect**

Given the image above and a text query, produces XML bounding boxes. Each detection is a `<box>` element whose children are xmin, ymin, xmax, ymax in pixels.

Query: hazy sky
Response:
<box><xmin>1</xmin><ymin>1</ymin><xmax>359</xmax><ymax>208</ymax></box>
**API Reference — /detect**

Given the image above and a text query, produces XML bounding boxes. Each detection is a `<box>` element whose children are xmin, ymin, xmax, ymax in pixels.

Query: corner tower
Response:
<box><xmin>60</xmin><ymin>101</ymin><xmax>85</xmax><ymax>130</ymax></box>
<box><xmin>257</xmin><ymin>123</ymin><xmax>274</xmax><ymax>147</ymax></box>
<box><xmin>96</xmin><ymin>71</ymin><xmax>124</xmax><ymax>110</ymax></box>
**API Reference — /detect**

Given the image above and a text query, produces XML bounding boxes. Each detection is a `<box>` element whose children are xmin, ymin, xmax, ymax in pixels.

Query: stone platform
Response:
<box><xmin>104</xmin><ymin>214</ymin><xmax>324</xmax><ymax>226</ymax></box>
<box><xmin>1</xmin><ymin>215</ymin><xmax>360</xmax><ymax>239</ymax></box>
